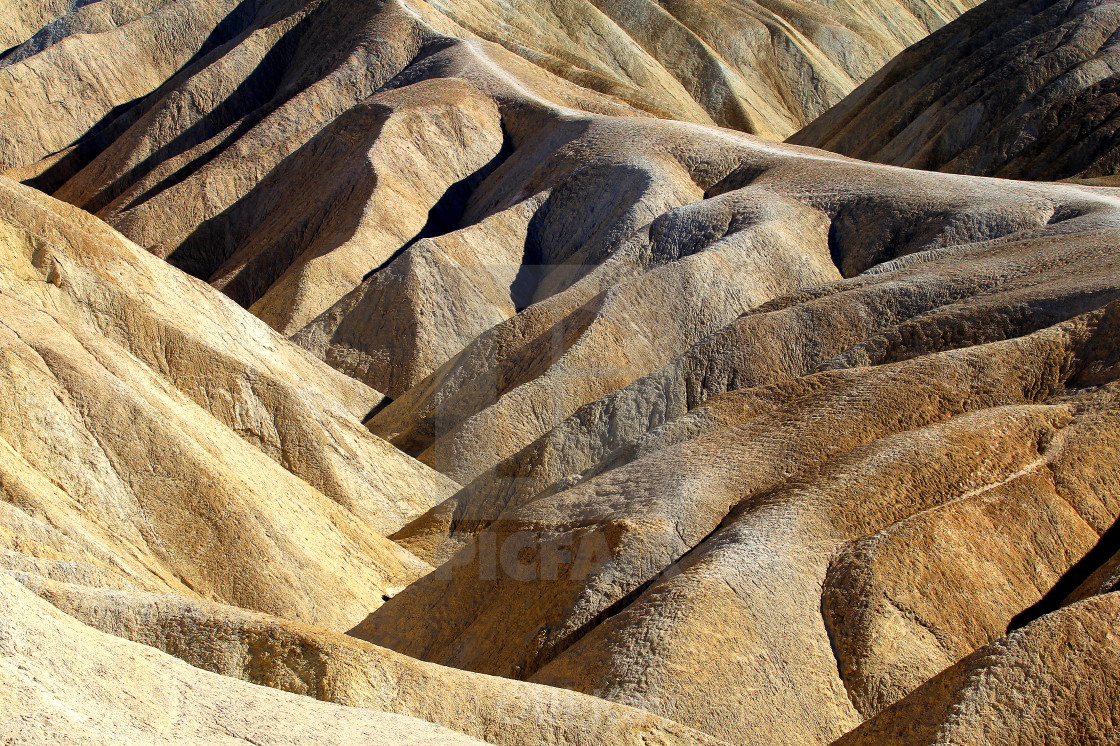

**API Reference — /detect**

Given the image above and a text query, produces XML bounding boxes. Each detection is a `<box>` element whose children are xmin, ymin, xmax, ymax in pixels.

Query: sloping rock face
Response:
<box><xmin>0</xmin><ymin>0</ymin><xmax>982</xmax><ymax>396</ymax></box>
<box><xmin>0</xmin><ymin>572</ymin><xmax>489</xmax><ymax>745</ymax></box>
<box><xmin>2</xmin><ymin>1</ymin><xmax>1120</xmax><ymax>746</ymax></box>
<box><xmin>364</xmin><ymin>302</ymin><xmax>1120</xmax><ymax>745</ymax></box>
<box><xmin>9</xmin><ymin>572</ymin><xmax>726</xmax><ymax>746</ymax></box>
<box><xmin>791</xmin><ymin>0</ymin><xmax>1120</xmax><ymax>181</ymax></box>
<box><xmin>0</xmin><ymin>0</ymin><xmax>82</xmax><ymax>51</ymax></box>
<box><xmin>834</xmin><ymin>590</ymin><xmax>1120</xmax><ymax>746</ymax></box>
<box><xmin>0</xmin><ymin>170</ymin><xmax>720</xmax><ymax>746</ymax></box>
<box><xmin>0</xmin><ymin>176</ymin><xmax>457</xmax><ymax>630</ymax></box>
<box><xmin>397</xmin><ymin>0</ymin><xmax>979</xmax><ymax>137</ymax></box>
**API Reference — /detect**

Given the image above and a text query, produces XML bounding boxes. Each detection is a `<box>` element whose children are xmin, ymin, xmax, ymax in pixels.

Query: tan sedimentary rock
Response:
<box><xmin>0</xmin><ymin>0</ymin><xmax>983</xmax><ymax>382</ymax></box>
<box><xmin>1</xmin><ymin>0</ymin><xmax>81</xmax><ymax>50</ymax></box>
<box><xmin>792</xmin><ymin>0</ymin><xmax>1120</xmax><ymax>181</ymax></box>
<box><xmin>833</xmin><ymin>592</ymin><xmax>1120</xmax><ymax>746</ymax></box>
<box><xmin>10</xmin><ymin>573</ymin><xmax>727</xmax><ymax>746</ymax></box>
<box><xmin>1</xmin><ymin>1</ymin><xmax>1119</xmax><ymax>744</ymax></box>
<box><xmin>0</xmin><ymin>0</ymin><xmax>979</xmax><ymax>175</ymax></box>
<box><xmin>291</xmin><ymin>195</ymin><xmax>547</xmax><ymax>397</ymax></box>
<box><xmin>0</xmin><ymin>572</ymin><xmax>487</xmax><ymax>745</ymax></box>
<box><xmin>349</xmin><ymin>124</ymin><xmax>1120</xmax><ymax>745</ymax></box>
<box><xmin>373</xmin><ymin>143</ymin><xmax>1120</xmax><ymax>531</ymax></box>
<box><xmin>0</xmin><ymin>0</ymin><xmax>987</xmax><ymax>411</ymax></box>
<box><xmin>1</xmin><ymin>0</ymin><xmax>171</xmax><ymax>67</ymax></box>
<box><xmin>372</xmin><ymin>153</ymin><xmax>844</xmax><ymax>485</ymax></box>
<box><xmin>409</xmin><ymin>0</ymin><xmax>978</xmax><ymax>136</ymax></box>
<box><xmin>360</xmin><ymin>307</ymin><xmax>1120</xmax><ymax>744</ymax></box>
<box><xmin>0</xmin><ymin>140</ymin><xmax>724</xmax><ymax>746</ymax></box>
<box><xmin>0</xmin><ymin>175</ymin><xmax>460</xmax><ymax>630</ymax></box>
<box><xmin>0</xmin><ymin>0</ymin><xmax>249</xmax><ymax>170</ymax></box>
<box><xmin>16</xmin><ymin>3</ymin><xmax>645</xmax><ymax>360</ymax></box>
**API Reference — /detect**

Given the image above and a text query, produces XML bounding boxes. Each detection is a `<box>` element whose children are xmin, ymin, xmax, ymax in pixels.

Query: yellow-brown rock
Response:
<box><xmin>834</xmin><ymin>592</ymin><xmax>1120</xmax><ymax>745</ymax></box>
<box><xmin>0</xmin><ymin>176</ymin><xmax>460</xmax><ymax>630</ymax></box>
<box><xmin>2</xmin><ymin>1</ymin><xmax>1119</xmax><ymax>744</ymax></box>
<box><xmin>10</xmin><ymin>572</ymin><xmax>728</xmax><ymax>746</ymax></box>
<box><xmin>0</xmin><ymin>572</ymin><xmax>489</xmax><ymax>745</ymax></box>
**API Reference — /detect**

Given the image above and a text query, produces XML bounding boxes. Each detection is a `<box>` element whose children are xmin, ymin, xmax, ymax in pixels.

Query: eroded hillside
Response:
<box><xmin>1</xmin><ymin>1</ymin><xmax>1119</xmax><ymax>745</ymax></box>
<box><xmin>792</xmin><ymin>0</ymin><xmax>1120</xmax><ymax>181</ymax></box>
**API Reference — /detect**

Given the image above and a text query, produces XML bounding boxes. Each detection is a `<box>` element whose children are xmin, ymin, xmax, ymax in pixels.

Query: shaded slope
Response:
<box><xmin>791</xmin><ymin>0</ymin><xmax>1120</xmax><ymax>180</ymax></box>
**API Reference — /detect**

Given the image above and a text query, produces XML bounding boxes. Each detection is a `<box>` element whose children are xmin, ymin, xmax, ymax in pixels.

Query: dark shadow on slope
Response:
<box><xmin>1008</xmin><ymin>515</ymin><xmax>1120</xmax><ymax>632</ymax></box>
<box><xmin>360</xmin><ymin>124</ymin><xmax>517</xmax><ymax>283</ymax></box>
<box><xmin>702</xmin><ymin>163</ymin><xmax>770</xmax><ymax>199</ymax></box>
<box><xmin>0</xmin><ymin>0</ymin><xmax>105</xmax><ymax>69</ymax></box>
<box><xmin>18</xmin><ymin>0</ymin><xmax>267</xmax><ymax>197</ymax></box>
<box><xmin>827</xmin><ymin>221</ymin><xmax>844</xmax><ymax>272</ymax></box>
<box><xmin>23</xmin><ymin>96</ymin><xmax>150</xmax><ymax>195</ymax></box>
<box><xmin>129</xmin><ymin>0</ymin><xmax>461</xmax><ymax>216</ymax></box>
<box><xmin>509</xmin><ymin>210</ymin><xmax>545</xmax><ymax>312</ymax></box>
<box><xmin>92</xmin><ymin>1</ymin><xmax>318</xmax><ymax>215</ymax></box>
<box><xmin>164</xmin><ymin>105</ymin><xmax>392</xmax><ymax>289</ymax></box>
<box><xmin>160</xmin><ymin>78</ymin><xmax>512</xmax><ymax>306</ymax></box>
<box><xmin>362</xmin><ymin>396</ymin><xmax>394</xmax><ymax>424</ymax></box>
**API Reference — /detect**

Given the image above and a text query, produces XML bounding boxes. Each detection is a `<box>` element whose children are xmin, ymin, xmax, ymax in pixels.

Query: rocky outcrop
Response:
<box><xmin>0</xmin><ymin>0</ymin><xmax>982</xmax><ymax>400</ymax></box>
<box><xmin>0</xmin><ymin>0</ymin><xmax>979</xmax><ymax>175</ymax></box>
<box><xmin>791</xmin><ymin>0</ymin><xmax>1120</xmax><ymax>181</ymax></box>
<box><xmin>361</xmin><ymin>307</ymin><xmax>1120</xmax><ymax>744</ymax></box>
<box><xmin>834</xmin><ymin>591</ymin><xmax>1120</xmax><ymax>745</ymax></box>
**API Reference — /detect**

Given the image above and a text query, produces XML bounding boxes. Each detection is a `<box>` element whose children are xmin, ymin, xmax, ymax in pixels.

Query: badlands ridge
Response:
<box><xmin>0</xmin><ymin>0</ymin><xmax>1118</xmax><ymax>744</ymax></box>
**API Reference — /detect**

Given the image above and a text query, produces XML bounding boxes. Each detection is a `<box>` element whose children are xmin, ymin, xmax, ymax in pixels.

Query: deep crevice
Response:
<box><xmin>820</xmin><ymin>586</ymin><xmax>862</xmax><ymax>715</ymax></box>
<box><xmin>510</xmin><ymin>199</ymin><xmax>547</xmax><ymax>312</ymax></box>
